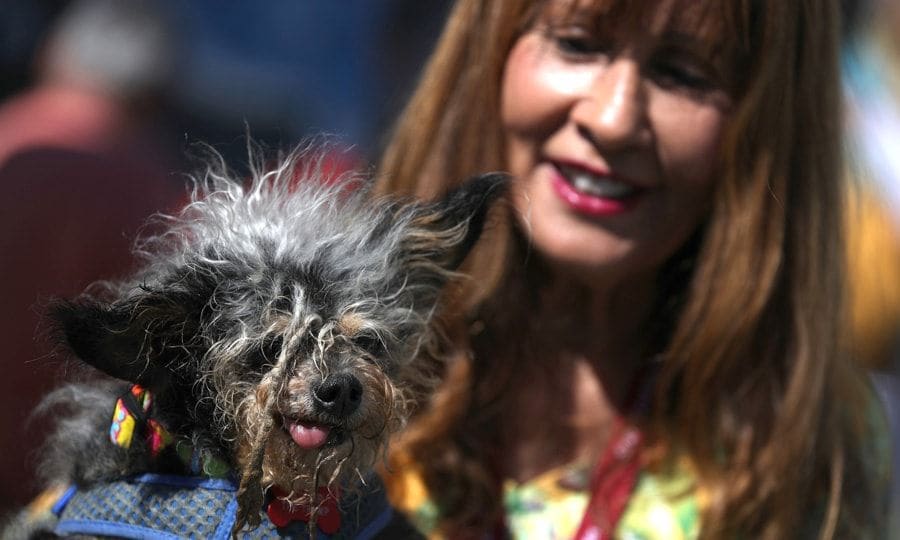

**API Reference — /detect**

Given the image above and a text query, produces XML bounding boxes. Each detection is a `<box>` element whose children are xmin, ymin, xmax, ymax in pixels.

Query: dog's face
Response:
<box><xmin>51</xmin><ymin>155</ymin><xmax>505</xmax><ymax>516</ymax></box>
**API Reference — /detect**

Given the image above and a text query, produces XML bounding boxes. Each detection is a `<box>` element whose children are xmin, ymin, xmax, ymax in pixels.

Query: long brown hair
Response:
<box><xmin>377</xmin><ymin>0</ymin><xmax>888</xmax><ymax>537</ymax></box>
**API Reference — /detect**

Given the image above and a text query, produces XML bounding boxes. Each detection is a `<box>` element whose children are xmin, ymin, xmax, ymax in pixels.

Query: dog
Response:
<box><xmin>5</xmin><ymin>146</ymin><xmax>505</xmax><ymax>539</ymax></box>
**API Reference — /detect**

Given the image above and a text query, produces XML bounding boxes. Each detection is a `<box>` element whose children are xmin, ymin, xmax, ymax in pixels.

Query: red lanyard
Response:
<box><xmin>489</xmin><ymin>416</ymin><xmax>644</xmax><ymax>539</ymax></box>
<box><xmin>573</xmin><ymin>355</ymin><xmax>659</xmax><ymax>540</ymax></box>
<box><xmin>572</xmin><ymin>417</ymin><xmax>644</xmax><ymax>540</ymax></box>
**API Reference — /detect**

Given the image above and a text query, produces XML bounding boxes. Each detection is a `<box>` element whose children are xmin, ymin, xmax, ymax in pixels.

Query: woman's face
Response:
<box><xmin>501</xmin><ymin>0</ymin><xmax>733</xmax><ymax>288</ymax></box>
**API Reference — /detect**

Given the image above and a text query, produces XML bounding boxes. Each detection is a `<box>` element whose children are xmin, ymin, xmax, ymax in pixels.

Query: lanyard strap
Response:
<box><xmin>574</xmin><ymin>360</ymin><xmax>658</xmax><ymax>540</ymax></box>
<box><xmin>573</xmin><ymin>418</ymin><xmax>643</xmax><ymax>540</ymax></box>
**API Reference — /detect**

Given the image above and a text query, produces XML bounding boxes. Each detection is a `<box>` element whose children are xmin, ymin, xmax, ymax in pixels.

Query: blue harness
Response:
<box><xmin>51</xmin><ymin>474</ymin><xmax>393</xmax><ymax>539</ymax></box>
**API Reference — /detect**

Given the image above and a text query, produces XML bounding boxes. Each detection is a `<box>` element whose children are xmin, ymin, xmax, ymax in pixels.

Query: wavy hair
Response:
<box><xmin>376</xmin><ymin>0</ymin><xmax>888</xmax><ymax>537</ymax></box>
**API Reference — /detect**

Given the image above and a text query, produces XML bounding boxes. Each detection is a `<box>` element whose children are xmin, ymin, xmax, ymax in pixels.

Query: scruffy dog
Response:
<box><xmin>8</xmin><ymin>147</ymin><xmax>505</xmax><ymax>539</ymax></box>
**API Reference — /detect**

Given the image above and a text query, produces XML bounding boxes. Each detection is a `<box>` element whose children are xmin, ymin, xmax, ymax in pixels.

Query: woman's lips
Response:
<box><xmin>550</xmin><ymin>163</ymin><xmax>642</xmax><ymax>216</ymax></box>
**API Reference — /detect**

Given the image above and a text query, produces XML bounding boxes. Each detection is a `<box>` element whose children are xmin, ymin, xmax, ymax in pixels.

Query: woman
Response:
<box><xmin>375</xmin><ymin>0</ymin><xmax>891</xmax><ymax>538</ymax></box>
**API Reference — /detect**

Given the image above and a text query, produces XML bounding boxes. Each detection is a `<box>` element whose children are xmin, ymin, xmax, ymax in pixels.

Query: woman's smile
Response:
<box><xmin>550</xmin><ymin>160</ymin><xmax>643</xmax><ymax>216</ymax></box>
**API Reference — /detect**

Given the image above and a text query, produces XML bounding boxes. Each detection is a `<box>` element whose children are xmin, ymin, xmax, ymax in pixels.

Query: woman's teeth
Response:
<box><xmin>563</xmin><ymin>167</ymin><xmax>636</xmax><ymax>199</ymax></box>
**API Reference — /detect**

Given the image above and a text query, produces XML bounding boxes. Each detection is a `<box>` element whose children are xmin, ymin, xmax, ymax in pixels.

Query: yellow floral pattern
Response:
<box><xmin>393</xmin><ymin>460</ymin><xmax>701</xmax><ymax>539</ymax></box>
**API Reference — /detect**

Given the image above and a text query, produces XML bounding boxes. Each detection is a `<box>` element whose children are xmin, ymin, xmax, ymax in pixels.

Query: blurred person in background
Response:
<box><xmin>0</xmin><ymin>0</ymin><xmax>184</xmax><ymax>513</ymax></box>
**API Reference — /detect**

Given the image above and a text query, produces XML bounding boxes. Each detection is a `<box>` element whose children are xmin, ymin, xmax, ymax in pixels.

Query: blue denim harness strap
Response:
<box><xmin>52</xmin><ymin>474</ymin><xmax>392</xmax><ymax>539</ymax></box>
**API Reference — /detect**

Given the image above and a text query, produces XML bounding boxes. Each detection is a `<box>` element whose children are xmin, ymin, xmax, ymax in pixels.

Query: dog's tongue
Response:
<box><xmin>288</xmin><ymin>420</ymin><xmax>330</xmax><ymax>449</ymax></box>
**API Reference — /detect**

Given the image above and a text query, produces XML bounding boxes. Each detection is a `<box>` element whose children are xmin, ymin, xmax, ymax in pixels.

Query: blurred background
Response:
<box><xmin>0</xmin><ymin>0</ymin><xmax>898</xmax><ymax>528</ymax></box>
<box><xmin>843</xmin><ymin>1</ymin><xmax>900</xmax><ymax>533</ymax></box>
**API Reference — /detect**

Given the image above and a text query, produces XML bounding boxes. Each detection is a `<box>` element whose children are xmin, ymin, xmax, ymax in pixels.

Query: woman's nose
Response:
<box><xmin>571</xmin><ymin>59</ymin><xmax>648</xmax><ymax>149</ymax></box>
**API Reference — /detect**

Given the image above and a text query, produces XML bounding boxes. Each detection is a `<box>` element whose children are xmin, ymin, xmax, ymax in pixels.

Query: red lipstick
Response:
<box><xmin>549</xmin><ymin>165</ymin><xmax>640</xmax><ymax>217</ymax></box>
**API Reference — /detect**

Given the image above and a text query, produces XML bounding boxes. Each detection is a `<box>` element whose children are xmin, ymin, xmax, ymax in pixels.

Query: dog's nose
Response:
<box><xmin>313</xmin><ymin>373</ymin><xmax>363</xmax><ymax>417</ymax></box>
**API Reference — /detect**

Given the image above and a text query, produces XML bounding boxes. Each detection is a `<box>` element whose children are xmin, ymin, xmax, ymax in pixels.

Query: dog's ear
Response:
<box><xmin>434</xmin><ymin>173</ymin><xmax>508</xmax><ymax>269</ymax></box>
<box><xmin>409</xmin><ymin>172</ymin><xmax>508</xmax><ymax>271</ymax></box>
<box><xmin>50</xmin><ymin>288</ymin><xmax>204</xmax><ymax>387</ymax></box>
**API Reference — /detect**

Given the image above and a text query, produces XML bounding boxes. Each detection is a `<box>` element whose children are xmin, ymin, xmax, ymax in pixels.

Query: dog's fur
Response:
<box><xmin>9</xmin><ymin>146</ymin><xmax>505</xmax><ymax>537</ymax></box>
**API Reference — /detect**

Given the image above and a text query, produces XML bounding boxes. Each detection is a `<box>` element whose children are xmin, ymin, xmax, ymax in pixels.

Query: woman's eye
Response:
<box><xmin>556</xmin><ymin>35</ymin><xmax>599</xmax><ymax>55</ymax></box>
<box><xmin>650</xmin><ymin>50</ymin><xmax>720</xmax><ymax>92</ymax></box>
<box><xmin>654</xmin><ymin>63</ymin><xmax>711</xmax><ymax>89</ymax></box>
<box><xmin>544</xmin><ymin>26</ymin><xmax>611</xmax><ymax>58</ymax></box>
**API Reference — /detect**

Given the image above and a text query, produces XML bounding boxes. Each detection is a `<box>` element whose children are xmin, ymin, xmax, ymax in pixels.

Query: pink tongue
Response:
<box><xmin>288</xmin><ymin>421</ymin><xmax>331</xmax><ymax>449</ymax></box>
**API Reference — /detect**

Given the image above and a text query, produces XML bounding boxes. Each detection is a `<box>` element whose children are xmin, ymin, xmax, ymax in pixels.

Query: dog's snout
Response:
<box><xmin>313</xmin><ymin>373</ymin><xmax>363</xmax><ymax>417</ymax></box>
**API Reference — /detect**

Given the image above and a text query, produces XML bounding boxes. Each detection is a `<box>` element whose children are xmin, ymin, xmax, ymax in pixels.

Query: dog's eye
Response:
<box><xmin>249</xmin><ymin>336</ymin><xmax>283</xmax><ymax>372</ymax></box>
<box><xmin>353</xmin><ymin>332</ymin><xmax>386</xmax><ymax>358</ymax></box>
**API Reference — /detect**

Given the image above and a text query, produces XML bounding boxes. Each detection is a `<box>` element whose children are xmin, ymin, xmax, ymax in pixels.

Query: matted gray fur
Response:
<box><xmin>7</xmin><ymin>142</ymin><xmax>506</xmax><ymax>538</ymax></box>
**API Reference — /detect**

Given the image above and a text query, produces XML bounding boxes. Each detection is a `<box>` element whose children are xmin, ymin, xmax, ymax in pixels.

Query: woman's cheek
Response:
<box><xmin>652</xmin><ymin>94</ymin><xmax>728</xmax><ymax>187</ymax></box>
<box><xmin>501</xmin><ymin>34</ymin><xmax>594</xmax><ymax>147</ymax></box>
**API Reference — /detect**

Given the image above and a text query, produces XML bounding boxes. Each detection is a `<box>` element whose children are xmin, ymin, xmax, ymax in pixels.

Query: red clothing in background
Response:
<box><xmin>0</xmin><ymin>86</ymin><xmax>184</xmax><ymax>512</ymax></box>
